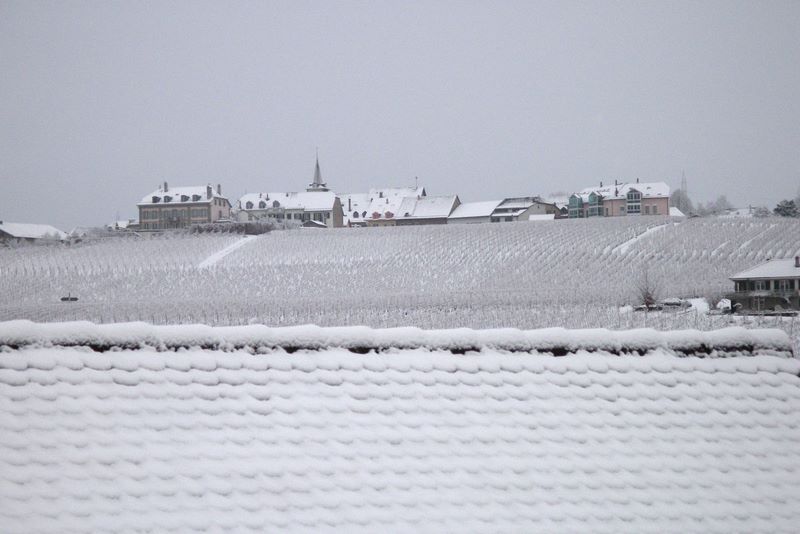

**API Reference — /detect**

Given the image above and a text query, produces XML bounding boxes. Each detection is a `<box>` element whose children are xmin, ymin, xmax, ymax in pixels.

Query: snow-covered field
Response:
<box><xmin>0</xmin><ymin>216</ymin><xmax>798</xmax><ymax>347</ymax></box>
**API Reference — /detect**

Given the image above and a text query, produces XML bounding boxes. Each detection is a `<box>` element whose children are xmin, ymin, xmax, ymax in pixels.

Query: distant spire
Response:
<box><xmin>307</xmin><ymin>149</ymin><xmax>329</xmax><ymax>192</ymax></box>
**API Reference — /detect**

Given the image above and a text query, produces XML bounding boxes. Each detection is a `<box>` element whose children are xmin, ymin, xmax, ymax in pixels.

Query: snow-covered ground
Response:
<box><xmin>0</xmin><ymin>217</ymin><xmax>798</xmax><ymax>349</ymax></box>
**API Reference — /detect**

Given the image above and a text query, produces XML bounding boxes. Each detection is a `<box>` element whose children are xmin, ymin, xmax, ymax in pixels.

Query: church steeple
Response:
<box><xmin>307</xmin><ymin>150</ymin><xmax>329</xmax><ymax>192</ymax></box>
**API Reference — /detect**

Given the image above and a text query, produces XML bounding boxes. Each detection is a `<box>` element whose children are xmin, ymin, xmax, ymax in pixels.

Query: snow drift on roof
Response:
<box><xmin>139</xmin><ymin>185</ymin><xmax>227</xmax><ymax>205</ymax></box>
<box><xmin>449</xmin><ymin>200</ymin><xmax>502</xmax><ymax>219</ymax></box>
<box><xmin>0</xmin><ymin>222</ymin><xmax>66</xmax><ymax>240</ymax></box>
<box><xmin>398</xmin><ymin>196</ymin><xmax>459</xmax><ymax>219</ymax></box>
<box><xmin>239</xmin><ymin>192</ymin><xmax>337</xmax><ymax>212</ymax></box>
<box><xmin>730</xmin><ymin>258</ymin><xmax>800</xmax><ymax>280</ymax></box>
<box><xmin>1</xmin><ymin>337</ymin><xmax>799</xmax><ymax>531</ymax></box>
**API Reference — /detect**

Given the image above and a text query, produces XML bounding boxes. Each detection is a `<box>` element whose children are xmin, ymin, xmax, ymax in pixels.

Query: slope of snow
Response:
<box><xmin>198</xmin><ymin>235</ymin><xmax>259</xmax><ymax>268</ymax></box>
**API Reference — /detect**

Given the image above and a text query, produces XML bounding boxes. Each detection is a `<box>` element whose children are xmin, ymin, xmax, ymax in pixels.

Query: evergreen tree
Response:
<box><xmin>773</xmin><ymin>199</ymin><xmax>799</xmax><ymax>217</ymax></box>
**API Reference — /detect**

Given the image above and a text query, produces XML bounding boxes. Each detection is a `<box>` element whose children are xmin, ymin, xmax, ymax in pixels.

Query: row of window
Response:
<box><xmin>249</xmin><ymin>212</ymin><xmax>329</xmax><ymax>222</ymax></box>
<box><xmin>568</xmin><ymin>204</ymin><xmax>659</xmax><ymax>217</ymax></box>
<box><xmin>736</xmin><ymin>279</ymin><xmax>798</xmax><ymax>292</ymax></box>
<box><xmin>141</xmin><ymin>208</ymin><xmax>210</xmax><ymax>220</ymax></box>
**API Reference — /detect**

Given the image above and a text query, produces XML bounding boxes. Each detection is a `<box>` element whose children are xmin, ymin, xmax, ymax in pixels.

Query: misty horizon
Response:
<box><xmin>2</xmin><ymin>0</ymin><xmax>799</xmax><ymax>230</ymax></box>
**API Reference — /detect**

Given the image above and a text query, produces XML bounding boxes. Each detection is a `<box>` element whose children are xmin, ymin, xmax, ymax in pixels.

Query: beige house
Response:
<box><xmin>138</xmin><ymin>183</ymin><xmax>231</xmax><ymax>231</ymax></box>
<box><xmin>569</xmin><ymin>180</ymin><xmax>670</xmax><ymax>218</ymax></box>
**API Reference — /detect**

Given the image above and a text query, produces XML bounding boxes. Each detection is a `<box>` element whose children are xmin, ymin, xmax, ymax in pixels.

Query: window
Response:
<box><xmin>181</xmin><ymin>195</ymin><xmax>189</xmax><ymax>202</ymax></box>
<box><xmin>644</xmin><ymin>205</ymin><xmax>650</xmax><ymax>215</ymax></box>
<box><xmin>259</xmin><ymin>201</ymin><xmax>266</xmax><ymax>209</ymax></box>
<box><xmin>164</xmin><ymin>196</ymin><xmax>172</xmax><ymax>203</ymax></box>
<box><xmin>626</xmin><ymin>189</ymin><xmax>641</xmax><ymax>215</ymax></box>
<box><xmin>620</xmin><ymin>206</ymin><xmax>625</xmax><ymax>214</ymax></box>
<box><xmin>652</xmin><ymin>205</ymin><xmax>658</xmax><ymax>215</ymax></box>
<box><xmin>192</xmin><ymin>194</ymin><xmax>201</xmax><ymax>202</ymax></box>
<box><xmin>754</xmin><ymin>280</ymin><xmax>767</xmax><ymax>291</ymax></box>
<box><xmin>273</xmin><ymin>201</ymin><xmax>281</xmax><ymax>208</ymax></box>
<box><xmin>353</xmin><ymin>211</ymin><xmax>360</xmax><ymax>219</ymax></box>
<box><xmin>778</xmin><ymin>279</ymin><xmax>792</xmax><ymax>291</ymax></box>
<box><xmin>152</xmin><ymin>196</ymin><xmax>161</xmax><ymax>203</ymax></box>
<box><xmin>245</xmin><ymin>201</ymin><xmax>253</xmax><ymax>210</ymax></box>
<box><xmin>604</xmin><ymin>208</ymin><xmax>608</xmax><ymax>216</ymax></box>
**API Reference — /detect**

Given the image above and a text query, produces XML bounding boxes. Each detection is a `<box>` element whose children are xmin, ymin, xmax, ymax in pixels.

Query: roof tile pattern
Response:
<box><xmin>2</xmin><ymin>348</ymin><xmax>800</xmax><ymax>533</ymax></box>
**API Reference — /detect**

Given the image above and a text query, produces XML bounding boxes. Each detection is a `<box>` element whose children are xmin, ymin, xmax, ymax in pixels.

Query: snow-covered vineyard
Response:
<box><xmin>1</xmin><ymin>218</ymin><xmax>799</xmax><ymax>326</ymax></box>
<box><xmin>1</xmin><ymin>322</ymin><xmax>799</xmax><ymax>532</ymax></box>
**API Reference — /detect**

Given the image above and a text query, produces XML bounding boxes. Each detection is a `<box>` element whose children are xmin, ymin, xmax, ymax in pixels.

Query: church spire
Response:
<box><xmin>307</xmin><ymin>149</ymin><xmax>329</xmax><ymax>192</ymax></box>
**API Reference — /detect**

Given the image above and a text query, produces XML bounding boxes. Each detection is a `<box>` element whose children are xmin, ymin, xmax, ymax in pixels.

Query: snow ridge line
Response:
<box><xmin>612</xmin><ymin>222</ymin><xmax>673</xmax><ymax>255</ymax></box>
<box><xmin>198</xmin><ymin>235</ymin><xmax>259</xmax><ymax>268</ymax></box>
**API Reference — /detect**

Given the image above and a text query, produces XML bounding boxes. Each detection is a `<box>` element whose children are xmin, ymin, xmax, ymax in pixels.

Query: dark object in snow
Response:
<box><xmin>60</xmin><ymin>294</ymin><xmax>78</xmax><ymax>302</ymax></box>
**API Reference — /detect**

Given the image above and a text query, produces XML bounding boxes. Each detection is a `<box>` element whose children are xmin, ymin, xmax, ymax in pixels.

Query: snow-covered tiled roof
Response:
<box><xmin>448</xmin><ymin>200</ymin><xmax>502</xmax><ymax>219</ymax></box>
<box><xmin>1</xmin><ymin>322</ymin><xmax>798</xmax><ymax>532</ymax></box>
<box><xmin>397</xmin><ymin>195</ymin><xmax>459</xmax><ymax>219</ymax></box>
<box><xmin>731</xmin><ymin>258</ymin><xmax>800</xmax><ymax>280</ymax></box>
<box><xmin>139</xmin><ymin>185</ymin><xmax>227</xmax><ymax>205</ymax></box>
<box><xmin>239</xmin><ymin>191</ymin><xmax>338</xmax><ymax>212</ymax></box>
<box><xmin>577</xmin><ymin>181</ymin><xmax>670</xmax><ymax>200</ymax></box>
<box><xmin>0</xmin><ymin>221</ymin><xmax>66</xmax><ymax>240</ymax></box>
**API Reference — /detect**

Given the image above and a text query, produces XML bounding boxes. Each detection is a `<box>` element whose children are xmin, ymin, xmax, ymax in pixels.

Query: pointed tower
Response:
<box><xmin>307</xmin><ymin>151</ymin><xmax>329</xmax><ymax>192</ymax></box>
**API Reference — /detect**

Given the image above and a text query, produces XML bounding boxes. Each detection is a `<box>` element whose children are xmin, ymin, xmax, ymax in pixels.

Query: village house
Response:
<box><xmin>236</xmin><ymin>157</ymin><xmax>344</xmax><ymax>228</ymax></box>
<box><xmin>138</xmin><ymin>183</ymin><xmax>231</xmax><ymax>231</ymax></box>
<box><xmin>0</xmin><ymin>221</ymin><xmax>66</xmax><ymax>244</ymax></box>
<box><xmin>395</xmin><ymin>195</ymin><xmax>461</xmax><ymax>225</ymax></box>
<box><xmin>360</xmin><ymin>187</ymin><xmax>427</xmax><ymax>226</ymax></box>
<box><xmin>490</xmin><ymin>196</ymin><xmax>559</xmax><ymax>222</ymax></box>
<box><xmin>568</xmin><ymin>180</ymin><xmax>670</xmax><ymax>218</ymax></box>
<box><xmin>728</xmin><ymin>257</ymin><xmax>800</xmax><ymax>312</ymax></box>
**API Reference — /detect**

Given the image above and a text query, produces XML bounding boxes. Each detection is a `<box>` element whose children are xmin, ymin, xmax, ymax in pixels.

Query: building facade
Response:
<box><xmin>137</xmin><ymin>183</ymin><xmax>231</xmax><ymax>231</ymax></box>
<box><xmin>568</xmin><ymin>181</ymin><xmax>670</xmax><ymax>218</ymax></box>
<box><xmin>490</xmin><ymin>197</ymin><xmax>558</xmax><ymax>222</ymax></box>
<box><xmin>237</xmin><ymin>191</ymin><xmax>343</xmax><ymax>228</ymax></box>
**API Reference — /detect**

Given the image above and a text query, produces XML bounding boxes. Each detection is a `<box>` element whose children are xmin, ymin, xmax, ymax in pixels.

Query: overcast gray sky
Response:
<box><xmin>1</xmin><ymin>0</ymin><xmax>799</xmax><ymax>229</ymax></box>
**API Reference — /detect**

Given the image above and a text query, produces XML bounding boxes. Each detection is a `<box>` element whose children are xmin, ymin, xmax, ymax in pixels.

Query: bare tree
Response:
<box><xmin>635</xmin><ymin>267</ymin><xmax>662</xmax><ymax>307</ymax></box>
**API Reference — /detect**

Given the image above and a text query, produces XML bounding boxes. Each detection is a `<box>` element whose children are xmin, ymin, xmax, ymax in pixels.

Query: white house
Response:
<box><xmin>395</xmin><ymin>195</ymin><xmax>461</xmax><ymax>225</ymax></box>
<box><xmin>490</xmin><ymin>197</ymin><xmax>559</xmax><ymax>222</ymax></box>
<box><xmin>237</xmin><ymin>191</ymin><xmax>343</xmax><ymax>228</ymax></box>
<box><xmin>0</xmin><ymin>221</ymin><xmax>67</xmax><ymax>243</ymax></box>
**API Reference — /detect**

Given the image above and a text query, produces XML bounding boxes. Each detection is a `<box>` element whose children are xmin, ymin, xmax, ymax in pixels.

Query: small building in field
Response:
<box><xmin>396</xmin><ymin>195</ymin><xmax>461</xmax><ymax>225</ymax></box>
<box><xmin>490</xmin><ymin>197</ymin><xmax>559</xmax><ymax>222</ymax></box>
<box><xmin>728</xmin><ymin>257</ymin><xmax>800</xmax><ymax>312</ymax></box>
<box><xmin>568</xmin><ymin>180</ymin><xmax>670</xmax><ymax>218</ymax></box>
<box><xmin>138</xmin><ymin>183</ymin><xmax>231</xmax><ymax>231</ymax></box>
<box><xmin>0</xmin><ymin>221</ymin><xmax>67</xmax><ymax>244</ymax></box>
<box><xmin>448</xmin><ymin>200</ymin><xmax>502</xmax><ymax>224</ymax></box>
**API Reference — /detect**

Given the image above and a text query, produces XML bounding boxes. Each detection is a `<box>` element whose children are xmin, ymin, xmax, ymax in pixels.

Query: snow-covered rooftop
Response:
<box><xmin>730</xmin><ymin>258</ymin><xmax>800</xmax><ymax>280</ymax></box>
<box><xmin>0</xmin><ymin>221</ymin><xmax>66</xmax><ymax>240</ymax></box>
<box><xmin>576</xmin><ymin>181</ymin><xmax>670</xmax><ymax>201</ymax></box>
<box><xmin>1</xmin><ymin>322</ymin><xmax>798</xmax><ymax>532</ymax></box>
<box><xmin>448</xmin><ymin>200</ymin><xmax>501</xmax><ymax>219</ymax></box>
<box><xmin>139</xmin><ymin>185</ymin><xmax>227</xmax><ymax>205</ymax></box>
<box><xmin>239</xmin><ymin>191</ymin><xmax>338</xmax><ymax>212</ymax></box>
<box><xmin>397</xmin><ymin>195</ymin><xmax>459</xmax><ymax>219</ymax></box>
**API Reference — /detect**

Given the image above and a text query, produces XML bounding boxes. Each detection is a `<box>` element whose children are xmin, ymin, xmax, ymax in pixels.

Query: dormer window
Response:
<box><xmin>164</xmin><ymin>195</ymin><xmax>172</xmax><ymax>203</ymax></box>
<box><xmin>152</xmin><ymin>196</ymin><xmax>160</xmax><ymax>203</ymax></box>
<box><xmin>259</xmin><ymin>201</ymin><xmax>266</xmax><ymax>209</ymax></box>
<box><xmin>180</xmin><ymin>195</ymin><xmax>189</xmax><ymax>202</ymax></box>
<box><xmin>273</xmin><ymin>200</ymin><xmax>280</xmax><ymax>208</ymax></box>
<box><xmin>192</xmin><ymin>195</ymin><xmax>201</xmax><ymax>202</ymax></box>
<box><xmin>245</xmin><ymin>201</ymin><xmax>254</xmax><ymax>210</ymax></box>
<box><xmin>362</xmin><ymin>211</ymin><xmax>367</xmax><ymax>217</ymax></box>
<box><xmin>353</xmin><ymin>211</ymin><xmax>359</xmax><ymax>219</ymax></box>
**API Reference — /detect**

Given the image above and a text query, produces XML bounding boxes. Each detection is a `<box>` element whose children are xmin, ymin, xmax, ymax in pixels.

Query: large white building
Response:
<box><xmin>237</xmin><ymin>157</ymin><xmax>344</xmax><ymax>228</ymax></box>
<box><xmin>138</xmin><ymin>183</ymin><xmax>231</xmax><ymax>231</ymax></box>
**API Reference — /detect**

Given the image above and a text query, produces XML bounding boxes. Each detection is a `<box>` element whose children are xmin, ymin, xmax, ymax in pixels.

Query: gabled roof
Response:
<box><xmin>0</xmin><ymin>221</ymin><xmax>66</xmax><ymax>240</ymax></box>
<box><xmin>239</xmin><ymin>191</ymin><xmax>338</xmax><ymax>212</ymax></box>
<box><xmin>448</xmin><ymin>200</ymin><xmax>502</xmax><ymax>219</ymax></box>
<box><xmin>730</xmin><ymin>258</ymin><xmax>800</xmax><ymax>280</ymax></box>
<box><xmin>139</xmin><ymin>185</ymin><xmax>228</xmax><ymax>206</ymax></box>
<box><xmin>397</xmin><ymin>195</ymin><xmax>460</xmax><ymax>219</ymax></box>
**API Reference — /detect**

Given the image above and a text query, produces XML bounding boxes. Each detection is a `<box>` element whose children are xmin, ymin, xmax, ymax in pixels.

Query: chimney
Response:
<box><xmin>600</xmin><ymin>181</ymin><xmax>603</xmax><ymax>187</ymax></box>
<box><xmin>163</xmin><ymin>181</ymin><xmax>168</xmax><ymax>192</ymax></box>
<box><xmin>206</xmin><ymin>185</ymin><xmax>213</xmax><ymax>199</ymax></box>
<box><xmin>636</xmin><ymin>178</ymin><xmax>640</xmax><ymax>183</ymax></box>
<box><xmin>217</xmin><ymin>184</ymin><xmax>221</xmax><ymax>195</ymax></box>
<box><xmin>348</xmin><ymin>198</ymin><xmax>351</xmax><ymax>211</ymax></box>
<box><xmin>795</xmin><ymin>256</ymin><xmax>800</xmax><ymax>268</ymax></box>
